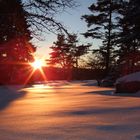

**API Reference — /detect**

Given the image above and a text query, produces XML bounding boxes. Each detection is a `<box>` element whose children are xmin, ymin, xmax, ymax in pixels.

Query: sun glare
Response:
<box><xmin>24</xmin><ymin>58</ymin><xmax>47</xmax><ymax>85</ymax></box>
<box><xmin>31</xmin><ymin>59</ymin><xmax>43</xmax><ymax>69</ymax></box>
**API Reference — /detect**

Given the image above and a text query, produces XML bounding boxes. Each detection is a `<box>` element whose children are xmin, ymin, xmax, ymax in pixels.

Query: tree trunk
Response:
<box><xmin>106</xmin><ymin>0</ymin><xmax>112</xmax><ymax>74</ymax></box>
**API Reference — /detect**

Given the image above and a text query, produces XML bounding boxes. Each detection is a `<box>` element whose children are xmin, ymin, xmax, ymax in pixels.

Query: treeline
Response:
<box><xmin>83</xmin><ymin>0</ymin><xmax>140</xmax><ymax>75</ymax></box>
<box><xmin>29</xmin><ymin>67</ymin><xmax>105</xmax><ymax>82</ymax></box>
<box><xmin>48</xmin><ymin>0</ymin><xmax>140</xmax><ymax>78</ymax></box>
<box><xmin>0</xmin><ymin>0</ymin><xmax>140</xmax><ymax>84</ymax></box>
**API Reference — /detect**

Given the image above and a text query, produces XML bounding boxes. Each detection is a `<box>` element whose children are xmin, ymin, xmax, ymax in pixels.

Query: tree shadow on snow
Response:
<box><xmin>0</xmin><ymin>86</ymin><xmax>26</xmax><ymax>110</ymax></box>
<box><xmin>55</xmin><ymin>105</ymin><xmax>140</xmax><ymax>117</ymax></box>
<box><xmin>80</xmin><ymin>80</ymin><xmax>98</xmax><ymax>87</ymax></box>
<box><xmin>87</xmin><ymin>89</ymin><xmax>140</xmax><ymax>98</ymax></box>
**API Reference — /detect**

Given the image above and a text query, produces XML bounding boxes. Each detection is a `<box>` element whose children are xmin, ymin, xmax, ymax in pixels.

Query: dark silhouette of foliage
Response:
<box><xmin>0</xmin><ymin>0</ymin><xmax>35</xmax><ymax>61</ymax></box>
<box><xmin>0</xmin><ymin>0</ymin><xmax>35</xmax><ymax>84</ymax></box>
<box><xmin>82</xmin><ymin>0</ymin><xmax>121</xmax><ymax>74</ymax></box>
<box><xmin>86</xmin><ymin>53</ymin><xmax>106</xmax><ymax>70</ymax></box>
<box><xmin>49</xmin><ymin>34</ymin><xmax>90</xmax><ymax>69</ymax></box>
<box><xmin>115</xmin><ymin>0</ymin><xmax>140</xmax><ymax>75</ymax></box>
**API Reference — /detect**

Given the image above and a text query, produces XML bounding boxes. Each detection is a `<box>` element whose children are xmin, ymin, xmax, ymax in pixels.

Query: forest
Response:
<box><xmin>0</xmin><ymin>0</ymin><xmax>140</xmax><ymax>84</ymax></box>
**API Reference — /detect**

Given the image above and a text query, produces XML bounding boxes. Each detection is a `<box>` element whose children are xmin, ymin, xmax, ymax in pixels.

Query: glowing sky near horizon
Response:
<box><xmin>33</xmin><ymin>0</ymin><xmax>100</xmax><ymax>59</ymax></box>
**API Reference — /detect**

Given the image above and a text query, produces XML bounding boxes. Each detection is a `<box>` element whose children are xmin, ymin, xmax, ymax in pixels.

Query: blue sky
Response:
<box><xmin>33</xmin><ymin>0</ymin><xmax>99</xmax><ymax>59</ymax></box>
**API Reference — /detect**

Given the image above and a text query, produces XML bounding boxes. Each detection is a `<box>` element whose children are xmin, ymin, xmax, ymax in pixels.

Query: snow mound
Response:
<box><xmin>136</xmin><ymin>90</ymin><xmax>140</xmax><ymax>94</ymax></box>
<box><xmin>116</xmin><ymin>71</ymin><xmax>140</xmax><ymax>84</ymax></box>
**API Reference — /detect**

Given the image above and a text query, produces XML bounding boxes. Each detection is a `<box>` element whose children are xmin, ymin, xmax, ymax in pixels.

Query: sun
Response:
<box><xmin>24</xmin><ymin>58</ymin><xmax>47</xmax><ymax>85</ymax></box>
<box><xmin>31</xmin><ymin>59</ymin><xmax>44</xmax><ymax>69</ymax></box>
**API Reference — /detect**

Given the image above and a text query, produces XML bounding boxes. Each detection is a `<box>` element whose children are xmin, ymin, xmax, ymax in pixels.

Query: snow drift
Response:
<box><xmin>115</xmin><ymin>72</ymin><xmax>140</xmax><ymax>93</ymax></box>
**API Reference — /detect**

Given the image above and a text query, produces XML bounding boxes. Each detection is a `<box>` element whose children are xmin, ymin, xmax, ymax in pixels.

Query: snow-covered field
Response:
<box><xmin>0</xmin><ymin>80</ymin><xmax>140</xmax><ymax>140</ymax></box>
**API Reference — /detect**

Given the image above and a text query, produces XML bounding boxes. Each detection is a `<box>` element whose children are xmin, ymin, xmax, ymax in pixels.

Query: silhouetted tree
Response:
<box><xmin>0</xmin><ymin>0</ymin><xmax>35</xmax><ymax>60</ymax></box>
<box><xmin>49</xmin><ymin>34</ymin><xmax>90</xmax><ymax>69</ymax></box>
<box><xmin>66</xmin><ymin>34</ymin><xmax>91</xmax><ymax>68</ymax></box>
<box><xmin>86</xmin><ymin>53</ymin><xmax>106</xmax><ymax>70</ymax></box>
<box><xmin>0</xmin><ymin>0</ymin><xmax>35</xmax><ymax>84</ymax></box>
<box><xmin>82</xmin><ymin>0</ymin><xmax>121</xmax><ymax>74</ymax></box>
<box><xmin>22</xmin><ymin>0</ymin><xmax>76</xmax><ymax>37</ymax></box>
<box><xmin>115</xmin><ymin>0</ymin><xmax>140</xmax><ymax>75</ymax></box>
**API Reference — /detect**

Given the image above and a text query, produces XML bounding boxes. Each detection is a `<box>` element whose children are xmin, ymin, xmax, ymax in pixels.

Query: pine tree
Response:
<box><xmin>49</xmin><ymin>34</ymin><xmax>90</xmax><ymax>69</ymax></box>
<box><xmin>116</xmin><ymin>0</ymin><xmax>140</xmax><ymax>74</ymax></box>
<box><xmin>0</xmin><ymin>0</ymin><xmax>35</xmax><ymax>84</ymax></box>
<box><xmin>82</xmin><ymin>0</ymin><xmax>121</xmax><ymax>74</ymax></box>
<box><xmin>0</xmin><ymin>0</ymin><xmax>35</xmax><ymax>62</ymax></box>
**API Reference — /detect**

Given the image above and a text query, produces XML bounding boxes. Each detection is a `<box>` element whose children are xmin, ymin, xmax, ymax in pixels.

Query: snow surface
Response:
<box><xmin>0</xmin><ymin>80</ymin><xmax>140</xmax><ymax>140</ymax></box>
<box><xmin>116</xmin><ymin>71</ymin><xmax>140</xmax><ymax>84</ymax></box>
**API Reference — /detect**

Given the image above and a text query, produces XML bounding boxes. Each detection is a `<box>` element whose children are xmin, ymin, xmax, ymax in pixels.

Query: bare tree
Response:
<box><xmin>22</xmin><ymin>0</ymin><xmax>77</xmax><ymax>38</ymax></box>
